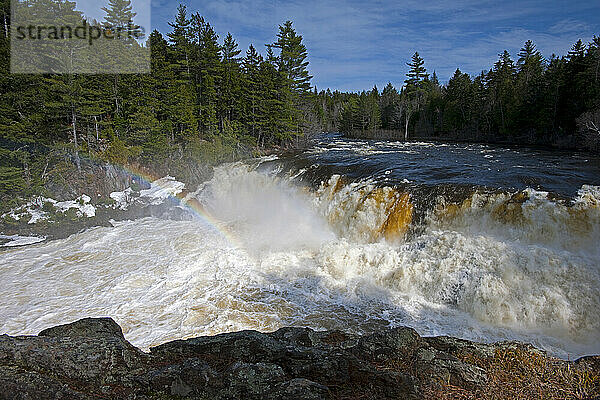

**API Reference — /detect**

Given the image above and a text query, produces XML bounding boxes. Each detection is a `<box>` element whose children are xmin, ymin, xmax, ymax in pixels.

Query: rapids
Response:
<box><xmin>1</xmin><ymin>135</ymin><xmax>599</xmax><ymax>359</ymax></box>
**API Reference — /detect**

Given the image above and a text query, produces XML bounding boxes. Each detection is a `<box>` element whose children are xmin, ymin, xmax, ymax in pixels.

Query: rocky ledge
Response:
<box><xmin>0</xmin><ymin>318</ymin><xmax>598</xmax><ymax>400</ymax></box>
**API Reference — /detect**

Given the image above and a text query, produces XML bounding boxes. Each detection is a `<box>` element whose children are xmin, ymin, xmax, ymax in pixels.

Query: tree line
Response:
<box><xmin>0</xmin><ymin>0</ymin><xmax>332</xmax><ymax>201</ymax></box>
<box><xmin>337</xmin><ymin>39</ymin><xmax>600</xmax><ymax>151</ymax></box>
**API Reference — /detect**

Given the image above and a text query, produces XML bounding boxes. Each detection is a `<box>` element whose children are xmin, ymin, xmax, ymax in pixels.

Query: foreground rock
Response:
<box><xmin>0</xmin><ymin>318</ymin><xmax>598</xmax><ymax>399</ymax></box>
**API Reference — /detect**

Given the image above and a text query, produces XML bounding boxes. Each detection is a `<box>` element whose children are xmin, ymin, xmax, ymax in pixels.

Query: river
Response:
<box><xmin>1</xmin><ymin>134</ymin><xmax>599</xmax><ymax>359</ymax></box>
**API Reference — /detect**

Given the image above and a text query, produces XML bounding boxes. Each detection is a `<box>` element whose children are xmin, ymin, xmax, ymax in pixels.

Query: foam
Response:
<box><xmin>1</xmin><ymin>163</ymin><xmax>598</xmax><ymax>360</ymax></box>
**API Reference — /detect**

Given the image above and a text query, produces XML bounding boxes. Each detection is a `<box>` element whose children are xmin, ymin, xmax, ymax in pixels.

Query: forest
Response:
<box><xmin>1</xmin><ymin>0</ymin><xmax>599</xmax><ymax>206</ymax></box>
<box><xmin>0</xmin><ymin>0</ymin><xmax>334</xmax><ymax>203</ymax></box>
<box><xmin>336</xmin><ymin>40</ymin><xmax>600</xmax><ymax>150</ymax></box>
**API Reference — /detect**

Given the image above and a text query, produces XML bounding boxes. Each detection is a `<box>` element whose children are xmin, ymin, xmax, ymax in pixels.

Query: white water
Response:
<box><xmin>1</xmin><ymin>162</ymin><xmax>599</xmax><ymax>359</ymax></box>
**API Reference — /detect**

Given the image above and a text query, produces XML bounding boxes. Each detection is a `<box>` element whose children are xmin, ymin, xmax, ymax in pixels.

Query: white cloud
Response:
<box><xmin>549</xmin><ymin>19</ymin><xmax>592</xmax><ymax>34</ymax></box>
<box><xmin>152</xmin><ymin>0</ymin><xmax>600</xmax><ymax>90</ymax></box>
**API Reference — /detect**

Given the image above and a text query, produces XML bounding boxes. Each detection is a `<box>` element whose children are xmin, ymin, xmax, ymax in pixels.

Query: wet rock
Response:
<box><xmin>0</xmin><ymin>319</ymin><xmax>148</xmax><ymax>393</ymax></box>
<box><xmin>151</xmin><ymin>329</ymin><xmax>288</xmax><ymax>364</ymax></box>
<box><xmin>38</xmin><ymin>317</ymin><xmax>127</xmax><ymax>341</ymax></box>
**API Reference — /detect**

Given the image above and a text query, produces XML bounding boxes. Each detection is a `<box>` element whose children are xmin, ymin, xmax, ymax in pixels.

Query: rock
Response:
<box><xmin>0</xmin><ymin>365</ymin><xmax>88</xmax><ymax>400</ymax></box>
<box><xmin>141</xmin><ymin>357</ymin><xmax>220</xmax><ymax>396</ymax></box>
<box><xmin>414</xmin><ymin>346</ymin><xmax>488</xmax><ymax>389</ymax></box>
<box><xmin>223</xmin><ymin>361</ymin><xmax>287</xmax><ymax>398</ymax></box>
<box><xmin>0</xmin><ymin>318</ymin><xmax>595</xmax><ymax>399</ymax></box>
<box><xmin>0</xmin><ymin>317</ymin><xmax>148</xmax><ymax>397</ymax></box>
<box><xmin>38</xmin><ymin>317</ymin><xmax>126</xmax><ymax>340</ymax></box>
<box><xmin>351</xmin><ymin>326</ymin><xmax>422</xmax><ymax>362</ymax></box>
<box><xmin>269</xmin><ymin>378</ymin><xmax>329</xmax><ymax>400</ymax></box>
<box><xmin>424</xmin><ymin>335</ymin><xmax>496</xmax><ymax>360</ymax></box>
<box><xmin>151</xmin><ymin>329</ymin><xmax>288</xmax><ymax>364</ymax></box>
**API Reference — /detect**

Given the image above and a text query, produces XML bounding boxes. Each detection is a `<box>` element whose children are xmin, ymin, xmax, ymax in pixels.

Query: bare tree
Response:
<box><xmin>576</xmin><ymin>109</ymin><xmax>600</xmax><ymax>152</ymax></box>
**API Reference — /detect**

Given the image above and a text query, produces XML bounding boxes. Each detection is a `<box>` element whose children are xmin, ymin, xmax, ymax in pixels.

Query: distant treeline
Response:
<box><xmin>336</xmin><ymin>40</ymin><xmax>600</xmax><ymax>151</ymax></box>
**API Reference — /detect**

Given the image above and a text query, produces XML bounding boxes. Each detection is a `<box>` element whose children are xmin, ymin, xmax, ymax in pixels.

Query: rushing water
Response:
<box><xmin>1</xmin><ymin>134</ymin><xmax>599</xmax><ymax>358</ymax></box>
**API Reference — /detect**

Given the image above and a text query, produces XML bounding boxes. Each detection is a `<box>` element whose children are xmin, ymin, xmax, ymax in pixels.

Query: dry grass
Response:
<box><xmin>425</xmin><ymin>347</ymin><xmax>600</xmax><ymax>400</ymax></box>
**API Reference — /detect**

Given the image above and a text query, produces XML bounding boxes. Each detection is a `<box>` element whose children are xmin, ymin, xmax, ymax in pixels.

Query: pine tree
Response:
<box><xmin>197</xmin><ymin>21</ymin><xmax>221</xmax><ymax>135</ymax></box>
<box><xmin>517</xmin><ymin>40</ymin><xmax>544</xmax><ymax>84</ymax></box>
<box><xmin>568</xmin><ymin>39</ymin><xmax>586</xmax><ymax>61</ymax></box>
<box><xmin>339</xmin><ymin>97</ymin><xmax>359</xmax><ymax>134</ymax></box>
<box><xmin>220</xmin><ymin>33</ymin><xmax>242</xmax><ymax>125</ymax></box>
<box><xmin>444</xmin><ymin>69</ymin><xmax>474</xmax><ymax>131</ymax></box>
<box><xmin>43</xmin><ymin>73</ymin><xmax>92</xmax><ymax>170</ymax></box>
<box><xmin>267</xmin><ymin>21</ymin><xmax>313</xmax><ymax>141</ymax></box>
<box><xmin>402</xmin><ymin>52</ymin><xmax>429</xmax><ymax>139</ymax></box>
<box><xmin>265</xmin><ymin>46</ymin><xmax>277</xmax><ymax>64</ymax></box>
<box><xmin>488</xmin><ymin>50</ymin><xmax>517</xmax><ymax>135</ymax></box>
<box><xmin>151</xmin><ymin>29</ymin><xmax>197</xmax><ymax>143</ymax></box>
<box><xmin>380</xmin><ymin>83</ymin><xmax>400</xmax><ymax>129</ymax></box>
<box><xmin>167</xmin><ymin>4</ymin><xmax>192</xmax><ymax>78</ymax></box>
<box><xmin>270</xmin><ymin>21</ymin><xmax>312</xmax><ymax>93</ymax></box>
<box><xmin>101</xmin><ymin>0</ymin><xmax>141</xmax><ymax>39</ymax></box>
<box><xmin>168</xmin><ymin>5</ymin><xmax>190</xmax><ymax>49</ymax></box>
<box><xmin>405</xmin><ymin>52</ymin><xmax>428</xmax><ymax>87</ymax></box>
<box><xmin>243</xmin><ymin>45</ymin><xmax>263</xmax><ymax>142</ymax></box>
<box><xmin>515</xmin><ymin>41</ymin><xmax>545</xmax><ymax>134</ymax></box>
<box><xmin>258</xmin><ymin>59</ymin><xmax>293</xmax><ymax>144</ymax></box>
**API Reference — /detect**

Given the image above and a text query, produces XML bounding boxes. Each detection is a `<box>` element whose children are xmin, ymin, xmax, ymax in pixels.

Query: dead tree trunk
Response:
<box><xmin>72</xmin><ymin>109</ymin><xmax>81</xmax><ymax>171</ymax></box>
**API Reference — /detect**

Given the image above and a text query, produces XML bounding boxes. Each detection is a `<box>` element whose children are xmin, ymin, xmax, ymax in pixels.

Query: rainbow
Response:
<box><xmin>119</xmin><ymin>163</ymin><xmax>243</xmax><ymax>248</ymax></box>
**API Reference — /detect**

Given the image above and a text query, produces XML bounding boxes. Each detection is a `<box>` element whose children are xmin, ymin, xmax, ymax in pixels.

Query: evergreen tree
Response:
<box><xmin>568</xmin><ymin>39</ymin><xmax>586</xmax><ymax>61</ymax></box>
<box><xmin>339</xmin><ymin>97</ymin><xmax>359</xmax><ymax>133</ymax></box>
<box><xmin>220</xmin><ymin>33</ymin><xmax>242</xmax><ymax>125</ymax></box>
<box><xmin>270</xmin><ymin>21</ymin><xmax>312</xmax><ymax>93</ymax></box>
<box><xmin>243</xmin><ymin>45</ymin><xmax>263</xmax><ymax>142</ymax></box>
<box><xmin>444</xmin><ymin>69</ymin><xmax>474</xmax><ymax>131</ymax></box>
<box><xmin>268</xmin><ymin>21</ymin><xmax>313</xmax><ymax>140</ymax></box>
<box><xmin>517</xmin><ymin>40</ymin><xmax>544</xmax><ymax>84</ymax></box>
<box><xmin>167</xmin><ymin>4</ymin><xmax>192</xmax><ymax>78</ymax></box>
<box><xmin>515</xmin><ymin>41</ymin><xmax>545</xmax><ymax>134</ymax></box>
<box><xmin>405</xmin><ymin>52</ymin><xmax>428</xmax><ymax>87</ymax></box>
<box><xmin>101</xmin><ymin>0</ymin><xmax>141</xmax><ymax>39</ymax></box>
<box><xmin>488</xmin><ymin>50</ymin><xmax>517</xmax><ymax>135</ymax></box>
<box><xmin>380</xmin><ymin>83</ymin><xmax>400</xmax><ymax>129</ymax></box>
<box><xmin>402</xmin><ymin>52</ymin><xmax>428</xmax><ymax>138</ymax></box>
<box><xmin>197</xmin><ymin>21</ymin><xmax>221</xmax><ymax>135</ymax></box>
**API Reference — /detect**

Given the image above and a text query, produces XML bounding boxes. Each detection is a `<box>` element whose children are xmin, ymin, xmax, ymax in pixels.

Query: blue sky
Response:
<box><xmin>80</xmin><ymin>0</ymin><xmax>600</xmax><ymax>91</ymax></box>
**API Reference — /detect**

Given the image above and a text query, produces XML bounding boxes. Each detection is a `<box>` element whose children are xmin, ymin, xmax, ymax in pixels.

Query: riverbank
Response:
<box><xmin>0</xmin><ymin>138</ymin><xmax>263</xmax><ymax>246</ymax></box>
<box><xmin>1</xmin><ymin>317</ymin><xmax>598</xmax><ymax>400</ymax></box>
<box><xmin>343</xmin><ymin>129</ymin><xmax>598</xmax><ymax>153</ymax></box>
<box><xmin>0</xmin><ymin>156</ymin><xmax>208</xmax><ymax>246</ymax></box>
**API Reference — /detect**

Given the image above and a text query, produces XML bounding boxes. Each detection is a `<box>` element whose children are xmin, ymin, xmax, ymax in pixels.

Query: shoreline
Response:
<box><xmin>343</xmin><ymin>130</ymin><xmax>600</xmax><ymax>154</ymax></box>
